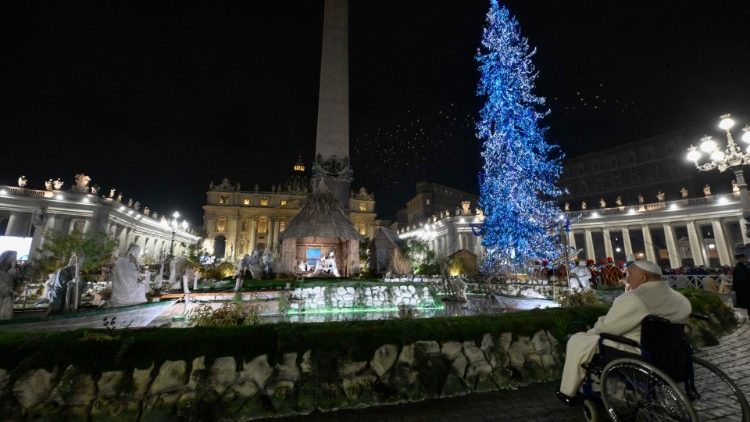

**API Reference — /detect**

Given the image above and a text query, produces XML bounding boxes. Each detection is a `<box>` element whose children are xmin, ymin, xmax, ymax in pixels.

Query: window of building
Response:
<box><xmin>280</xmin><ymin>200</ymin><xmax>287</xmax><ymax>206</ymax></box>
<box><xmin>358</xmin><ymin>221</ymin><xmax>367</xmax><ymax>236</ymax></box>
<box><xmin>241</xmin><ymin>221</ymin><xmax>248</xmax><ymax>231</ymax></box>
<box><xmin>243</xmin><ymin>198</ymin><xmax>250</xmax><ymax>205</ymax></box>
<box><xmin>280</xmin><ymin>221</ymin><xmax>286</xmax><ymax>232</ymax></box>
<box><xmin>359</xmin><ymin>202</ymin><xmax>367</xmax><ymax>211</ymax></box>
<box><xmin>260</xmin><ymin>198</ymin><xmax>269</xmax><ymax>206</ymax></box>
<box><xmin>219</xmin><ymin>195</ymin><xmax>229</xmax><ymax>204</ymax></box>
<box><xmin>257</xmin><ymin>218</ymin><xmax>268</xmax><ymax>234</ymax></box>
<box><xmin>426</xmin><ymin>198</ymin><xmax>431</xmax><ymax>205</ymax></box>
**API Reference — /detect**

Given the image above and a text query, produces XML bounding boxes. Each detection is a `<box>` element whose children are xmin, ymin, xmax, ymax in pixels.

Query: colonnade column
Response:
<box><xmin>621</xmin><ymin>227</ymin><xmax>633</xmax><ymax>258</ymax></box>
<box><xmin>249</xmin><ymin>219</ymin><xmax>257</xmax><ymax>254</ymax></box>
<box><xmin>602</xmin><ymin>228</ymin><xmax>614</xmax><ymax>259</ymax></box>
<box><xmin>662</xmin><ymin>223</ymin><xmax>681</xmax><ymax>269</ymax></box>
<box><xmin>567</xmin><ymin>230</ymin><xmax>576</xmax><ymax>249</ymax></box>
<box><xmin>711</xmin><ymin>220</ymin><xmax>732</xmax><ymax>266</ymax></box>
<box><xmin>642</xmin><ymin>225</ymin><xmax>656</xmax><ymax>262</ymax></box>
<box><xmin>5</xmin><ymin>212</ymin><xmax>24</xmax><ymax>236</ymax></box>
<box><xmin>584</xmin><ymin>229</ymin><xmax>595</xmax><ymax>260</ymax></box>
<box><xmin>686</xmin><ymin>221</ymin><xmax>705</xmax><ymax>266</ymax></box>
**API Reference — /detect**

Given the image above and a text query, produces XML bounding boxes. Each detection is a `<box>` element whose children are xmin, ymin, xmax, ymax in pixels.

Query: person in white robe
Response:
<box><xmin>557</xmin><ymin>260</ymin><xmax>692</xmax><ymax>402</ymax></box>
<box><xmin>569</xmin><ymin>261</ymin><xmax>592</xmax><ymax>292</ymax></box>
<box><xmin>110</xmin><ymin>245</ymin><xmax>147</xmax><ymax>307</ymax></box>
<box><xmin>0</xmin><ymin>251</ymin><xmax>18</xmax><ymax>320</ymax></box>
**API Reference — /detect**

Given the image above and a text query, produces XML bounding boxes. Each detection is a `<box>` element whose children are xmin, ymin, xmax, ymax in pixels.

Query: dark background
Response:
<box><xmin>1</xmin><ymin>0</ymin><xmax>749</xmax><ymax>225</ymax></box>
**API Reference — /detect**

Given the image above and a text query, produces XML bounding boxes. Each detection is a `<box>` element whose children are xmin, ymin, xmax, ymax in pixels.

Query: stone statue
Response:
<box><xmin>110</xmin><ymin>245</ymin><xmax>147</xmax><ymax>307</ymax></box>
<box><xmin>564</xmin><ymin>202</ymin><xmax>570</xmax><ymax>211</ymax></box>
<box><xmin>53</xmin><ymin>178</ymin><xmax>64</xmax><ymax>190</ymax></box>
<box><xmin>732</xmin><ymin>180</ymin><xmax>740</xmax><ymax>194</ymax></box>
<box><xmin>461</xmin><ymin>201</ymin><xmax>471</xmax><ymax>215</ymax></box>
<box><xmin>193</xmin><ymin>269</ymin><xmax>199</xmax><ymax>291</ymax></box>
<box><xmin>48</xmin><ymin>255</ymin><xmax>80</xmax><ymax>315</ymax></box>
<box><xmin>17</xmin><ymin>176</ymin><xmax>27</xmax><ymax>187</ymax></box>
<box><xmin>703</xmin><ymin>184</ymin><xmax>712</xmax><ymax>196</ymax></box>
<box><xmin>599</xmin><ymin>198</ymin><xmax>606</xmax><ymax>208</ymax></box>
<box><xmin>246</xmin><ymin>251</ymin><xmax>262</xmax><ymax>279</ymax></box>
<box><xmin>117</xmin><ymin>193</ymin><xmax>123</xmax><ymax>202</ymax></box>
<box><xmin>581</xmin><ymin>201</ymin><xmax>587</xmax><ymax>210</ymax></box>
<box><xmin>262</xmin><ymin>247</ymin><xmax>274</xmax><ymax>274</ymax></box>
<box><xmin>0</xmin><ymin>251</ymin><xmax>18</xmax><ymax>320</ymax></box>
<box><xmin>44</xmin><ymin>179</ymin><xmax>53</xmax><ymax>191</ymax></box>
<box><xmin>109</xmin><ymin>188</ymin><xmax>116</xmax><ymax>198</ymax></box>
<box><xmin>167</xmin><ymin>256</ymin><xmax>188</xmax><ymax>290</ymax></box>
<box><xmin>569</xmin><ymin>261</ymin><xmax>592</xmax><ymax>292</ymax></box>
<box><xmin>144</xmin><ymin>207</ymin><xmax>150</xmax><ymax>216</ymax></box>
<box><xmin>134</xmin><ymin>201</ymin><xmax>140</xmax><ymax>211</ymax></box>
<box><xmin>254</xmin><ymin>183</ymin><xmax>259</xmax><ymax>192</ymax></box>
<box><xmin>637</xmin><ymin>194</ymin><xmax>644</xmax><ymax>204</ymax></box>
<box><xmin>90</xmin><ymin>185</ymin><xmax>99</xmax><ymax>195</ymax></box>
<box><xmin>128</xmin><ymin>198</ymin><xmax>133</xmax><ymax>207</ymax></box>
<box><xmin>680</xmin><ymin>187</ymin><xmax>688</xmax><ymax>198</ymax></box>
<box><xmin>615</xmin><ymin>196</ymin><xmax>623</xmax><ymax>207</ymax></box>
<box><xmin>476</xmin><ymin>208</ymin><xmax>484</xmax><ymax>217</ymax></box>
<box><xmin>656</xmin><ymin>191</ymin><xmax>665</xmax><ymax>202</ymax></box>
<box><xmin>446</xmin><ymin>276</ymin><xmax>468</xmax><ymax>301</ymax></box>
<box><xmin>73</xmin><ymin>174</ymin><xmax>91</xmax><ymax>192</ymax></box>
<box><xmin>153</xmin><ymin>212</ymin><xmax>159</xmax><ymax>219</ymax></box>
<box><xmin>39</xmin><ymin>272</ymin><xmax>55</xmax><ymax>303</ymax></box>
<box><xmin>324</xmin><ymin>250</ymin><xmax>340</xmax><ymax>277</ymax></box>
<box><xmin>209</xmin><ymin>181</ymin><xmax>215</xmax><ymax>190</ymax></box>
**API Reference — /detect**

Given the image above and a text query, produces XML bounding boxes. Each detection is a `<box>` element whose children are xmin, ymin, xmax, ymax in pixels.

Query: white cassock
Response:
<box><xmin>110</xmin><ymin>257</ymin><xmax>147</xmax><ymax>307</ymax></box>
<box><xmin>559</xmin><ymin>280</ymin><xmax>692</xmax><ymax>396</ymax></box>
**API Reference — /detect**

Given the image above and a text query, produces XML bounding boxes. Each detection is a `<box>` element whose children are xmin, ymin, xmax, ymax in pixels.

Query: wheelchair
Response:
<box><xmin>578</xmin><ymin>314</ymin><xmax>750</xmax><ymax>421</ymax></box>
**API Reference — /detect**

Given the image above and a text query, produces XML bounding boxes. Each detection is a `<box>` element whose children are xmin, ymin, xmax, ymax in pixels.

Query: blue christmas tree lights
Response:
<box><xmin>476</xmin><ymin>0</ymin><xmax>564</xmax><ymax>271</ymax></box>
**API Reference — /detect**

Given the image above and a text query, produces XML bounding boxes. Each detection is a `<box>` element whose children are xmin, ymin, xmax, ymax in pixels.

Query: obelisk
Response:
<box><xmin>313</xmin><ymin>0</ymin><xmax>351</xmax><ymax>213</ymax></box>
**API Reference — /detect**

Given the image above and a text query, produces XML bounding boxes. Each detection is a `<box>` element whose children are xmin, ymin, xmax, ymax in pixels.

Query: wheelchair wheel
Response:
<box><xmin>601</xmin><ymin>358</ymin><xmax>698</xmax><ymax>421</ymax></box>
<box><xmin>689</xmin><ymin>356</ymin><xmax>750</xmax><ymax>421</ymax></box>
<box><xmin>582</xmin><ymin>398</ymin><xmax>600</xmax><ymax>422</ymax></box>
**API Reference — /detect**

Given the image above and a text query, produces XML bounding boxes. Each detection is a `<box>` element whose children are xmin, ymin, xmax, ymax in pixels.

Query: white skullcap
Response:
<box><xmin>629</xmin><ymin>260</ymin><xmax>662</xmax><ymax>276</ymax></box>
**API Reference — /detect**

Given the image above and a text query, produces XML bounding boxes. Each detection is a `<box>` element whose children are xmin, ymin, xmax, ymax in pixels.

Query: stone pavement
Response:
<box><xmin>262</xmin><ymin>310</ymin><xmax>750</xmax><ymax>422</ymax></box>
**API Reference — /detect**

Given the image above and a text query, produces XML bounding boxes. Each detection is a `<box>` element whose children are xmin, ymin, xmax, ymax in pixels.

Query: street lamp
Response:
<box><xmin>686</xmin><ymin>114</ymin><xmax>750</xmax><ymax>222</ymax></box>
<box><xmin>168</xmin><ymin>211</ymin><xmax>189</xmax><ymax>257</ymax></box>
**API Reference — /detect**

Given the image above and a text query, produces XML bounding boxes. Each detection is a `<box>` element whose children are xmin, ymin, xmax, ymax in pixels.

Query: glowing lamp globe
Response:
<box><xmin>742</xmin><ymin>125</ymin><xmax>750</xmax><ymax>143</ymax></box>
<box><xmin>686</xmin><ymin>147</ymin><xmax>701</xmax><ymax>162</ymax></box>
<box><xmin>710</xmin><ymin>150</ymin><xmax>725</xmax><ymax>161</ymax></box>
<box><xmin>699</xmin><ymin>136</ymin><xmax>717</xmax><ymax>153</ymax></box>
<box><xmin>718</xmin><ymin>114</ymin><xmax>735</xmax><ymax>131</ymax></box>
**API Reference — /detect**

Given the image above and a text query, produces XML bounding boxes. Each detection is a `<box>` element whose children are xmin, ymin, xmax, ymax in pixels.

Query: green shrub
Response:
<box><xmin>188</xmin><ymin>301</ymin><xmax>261</xmax><ymax>327</ymax></box>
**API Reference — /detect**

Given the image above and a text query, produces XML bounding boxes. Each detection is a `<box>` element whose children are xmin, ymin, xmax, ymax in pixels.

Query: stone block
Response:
<box><xmin>13</xmin><ymin>367</ymin><xmax>56</xmax><ymax>409</ymax></box>
<box><xmin>132</xmin><ymin>364</ymin><xmax>154</xmax><ymax>398</ymax></box>
<box><xmin>441</xmin><ymin>373</ymin><xmax>469</xmax><ymax>396</ymax></box>
<box><xmin>210</xmin><ymin>356</ymin><xmax>237</xmax><ymax>394</ymax></box>
<box><xmin>398</xmin><ymin>344</ymin><xmax>415</xmax><ymax>366</ymax></box>
<box><xmin>339</xmin><ymin>360</ymin><xmax>367</xmax><ymax>378</ymax></box>
<box><xmin>300</xmin><ymin>350</ymin><xmax>313</xmax><ymax>374</ymax></box>
<box><xmin>150</xmin><ymin>360</ymin><xmax>187</xmax><ymax>394</ymax></box>
<box><xmin>414</xmin><ymin>340</ymin><xmax>440</xmax><ymax>357</ymax></box>
<box><xmin>481</xmin><ymin>333</ymin><xmax>494</xmax><ymax>352</ymax></box>
<box><xmin>499</xmin><ymin>332</ymin><xmax>513</xmax><ymax>352</ymax></box>
<box><xmin>96</xmin><ymin>371</ymin><xmax>123</xmax><ymax>398</ymax></box>
<box><xmin>276</xmin><ymin>352</ymin><xmax>299</xmax><ymax>383</ymax></box>
<box><xmin>451</xmin><ymin>354</ymin><xmax>468</xmax><ymax>378</ymax></box>
<box><xmin>531</xmin><ymin>330</ymin><xmax>551</xmax><ymax>353</ymax></box>
<box><xmin>244</xmin><ymin>355</ymin><xmax>273</xmax><ymax>389</ymax></box>
<box><xmin>370</xmin><ymin>344</ymin><xmax>398</xmax><ymax>377</ymax></box>
<box><xmin>441</xmin><ymin>341</ymin><xmax>463</xmax><ymax>360</ymax></box>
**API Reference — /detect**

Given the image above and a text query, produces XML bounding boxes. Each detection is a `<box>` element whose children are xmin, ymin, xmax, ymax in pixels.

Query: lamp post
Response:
<box><xmin>687</xmin><ymin>114</ymin><xmax>750</xmax><ymax>228</ymax></box>
<box><xmin>168</xmin><ymin>211</ymin><xmax>189</xmax><ymax>257</ymax></box>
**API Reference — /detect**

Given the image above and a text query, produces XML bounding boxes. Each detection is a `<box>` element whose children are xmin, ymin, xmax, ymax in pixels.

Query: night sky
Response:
<box><xmin>1</xmin><ymin>0</ymin><xmax>749</xmax><ymax>226</ymax></box>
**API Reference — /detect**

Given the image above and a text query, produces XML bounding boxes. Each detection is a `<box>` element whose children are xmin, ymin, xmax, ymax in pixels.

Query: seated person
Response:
<box><xmin>557</xmin><ymin>260</ymin><xmax>692</xmax><ymax>404</ymax></box>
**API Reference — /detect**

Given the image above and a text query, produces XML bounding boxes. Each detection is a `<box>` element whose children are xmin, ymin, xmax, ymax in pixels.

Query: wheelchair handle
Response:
<box><xmin>690</xmin><ymin>313</ymin><xmax>710</xmax><ymax>321</ymax></box>
<box><xmin>599</xmin><ymin>333</ymin><xmax>640</xmax><ymax>348</ymax></box>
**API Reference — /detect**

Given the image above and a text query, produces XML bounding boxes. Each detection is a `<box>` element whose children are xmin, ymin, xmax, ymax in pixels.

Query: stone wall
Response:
<box><xmin>0</xmin><ymin>330</ymin><xmax>561</xmax><ymax>421</ymax></box>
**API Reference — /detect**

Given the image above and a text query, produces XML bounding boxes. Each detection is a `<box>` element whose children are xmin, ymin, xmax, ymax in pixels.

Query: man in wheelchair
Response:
<box><xmin>556</xmin><ymin>260</ymin><xmax>692</xmax><ymax>404</ymax></box>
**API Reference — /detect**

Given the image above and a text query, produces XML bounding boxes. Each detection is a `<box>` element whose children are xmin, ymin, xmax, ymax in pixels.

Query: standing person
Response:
<box><xmin>732</xmin><ymin>253</ymin><xmax>749</xmax><ymax>309</ymax></box>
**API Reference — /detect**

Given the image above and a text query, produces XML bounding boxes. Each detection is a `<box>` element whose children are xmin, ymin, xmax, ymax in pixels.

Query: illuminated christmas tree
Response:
<box><xmin>476</xmin><ymin>0</ymin><xmax>564</xmax><ymax>271</ymax></box>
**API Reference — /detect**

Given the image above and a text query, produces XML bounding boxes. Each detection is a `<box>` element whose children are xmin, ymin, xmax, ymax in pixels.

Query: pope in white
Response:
<box><xmin>557</xmin><ymin>260</ymin><xmax>692</xmax><ymax>401</ymax></box>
